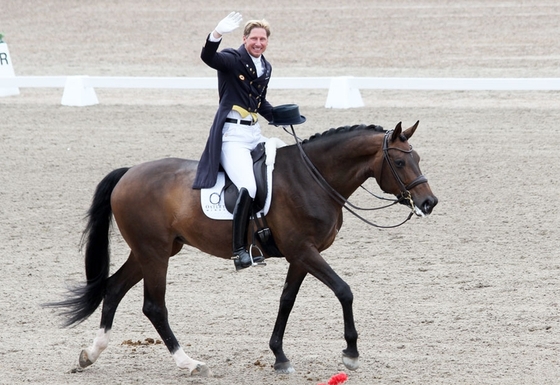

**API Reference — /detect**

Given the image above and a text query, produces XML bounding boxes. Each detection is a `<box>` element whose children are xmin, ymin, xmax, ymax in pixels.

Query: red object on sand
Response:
<box><xmin>318</xmin><ymin>371</ymin><xmax>348</xmax><ymax>385</ymax></box>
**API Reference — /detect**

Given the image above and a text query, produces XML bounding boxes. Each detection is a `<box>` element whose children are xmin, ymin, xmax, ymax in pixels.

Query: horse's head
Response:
<box><xmin>375</xmin><ymin>121</ymin><xmax>438</xmax><ymax>216</ymax></box>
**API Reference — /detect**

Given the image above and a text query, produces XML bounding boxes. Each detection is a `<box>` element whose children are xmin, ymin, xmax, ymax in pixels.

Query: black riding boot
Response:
<box><xmin>232</xmin><ymin>188</ymin><xmax>263</xmax><ymax>270</ymax></box>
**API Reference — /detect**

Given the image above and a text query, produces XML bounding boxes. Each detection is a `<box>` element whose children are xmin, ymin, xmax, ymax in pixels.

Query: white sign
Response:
<box><xmin>0</xmin><ymin>42</ymin><xmax>19</xmax><ymax>97</ymax></box>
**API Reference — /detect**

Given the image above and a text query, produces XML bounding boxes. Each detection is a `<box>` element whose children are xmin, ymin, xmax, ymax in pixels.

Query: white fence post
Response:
<box><xmin>61</xmin><ymin>76</ymin><xmax>99</xmax><ymax>106</ymax></box>
<box><xmin>0</xmin><ymin>42</ymin><xmax>20</xmax><ymax>97</ymax></box>
<box><xmin>325</xmin><ymin>76</ymin><xmax>364</xmax><ymax>109</ymax></box>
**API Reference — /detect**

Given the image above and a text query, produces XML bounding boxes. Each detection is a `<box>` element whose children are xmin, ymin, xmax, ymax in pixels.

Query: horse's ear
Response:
<box><xmin>403</xmin><ymin>120</ymin><xmax>419</xmax><ymax>140</ymax></box>
<box><xmin>391</xmin><ymin>122</ymin><xmax>403</xmax><ymax>141</ymax></box>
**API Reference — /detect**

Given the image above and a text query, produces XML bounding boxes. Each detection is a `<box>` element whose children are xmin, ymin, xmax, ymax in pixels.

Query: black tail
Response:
<box><xmin>46</xmin><ymin>167</ymin><xmax>130</xmax><ymax>327</ymax></box>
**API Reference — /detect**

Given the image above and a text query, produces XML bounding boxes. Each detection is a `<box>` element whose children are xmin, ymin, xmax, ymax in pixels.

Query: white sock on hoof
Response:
<box><xmin>172</xmin><ymin>348</ymin><xmax>206</xmax><ymax>373</ymax></box>
<box><xmin>84</xmin><ymin>328</ymin><xmax>111</xmax><ymax>363</ymax></box>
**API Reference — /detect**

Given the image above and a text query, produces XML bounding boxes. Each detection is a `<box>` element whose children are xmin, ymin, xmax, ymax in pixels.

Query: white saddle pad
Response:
<box><xmin>200</xmin><ymin>138</ymin><xmax>286</xmax><ymax>220</ymax></box>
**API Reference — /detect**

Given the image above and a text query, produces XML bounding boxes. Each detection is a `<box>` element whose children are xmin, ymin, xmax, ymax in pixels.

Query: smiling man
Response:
<box><xmin>193</xmin><ymin>12</ymin><xmax>275</xmax><ymax>270</ymax></box>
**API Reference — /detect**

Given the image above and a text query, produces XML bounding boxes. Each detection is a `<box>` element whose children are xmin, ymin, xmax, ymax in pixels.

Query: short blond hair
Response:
<box><xmin>243</xmin><ymin>19</ymin><xmax>271</xmax><ymax>38</ymax></box>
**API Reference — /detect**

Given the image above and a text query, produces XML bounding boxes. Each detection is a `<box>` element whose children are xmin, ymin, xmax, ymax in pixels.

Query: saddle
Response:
<box><xmin>222</xmin><ymin>142</ymin><xmax>268</xmax><ymax>213</ymax></box>
<box><xmin>204</xmin><ymin>139</ymin><xmax>284</xmax><ymax>258</ymax></box>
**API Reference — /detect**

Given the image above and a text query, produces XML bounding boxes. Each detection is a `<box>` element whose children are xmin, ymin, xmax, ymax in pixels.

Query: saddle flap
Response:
<box><xmin>223</xmin><ymin>176</ymin><xmax>238</xmax><ymax>213</ymax></box>
<box><xmin>200</xmin><ymin>138</ymin><xmax>286</xmax><ymax>220</ymax></box>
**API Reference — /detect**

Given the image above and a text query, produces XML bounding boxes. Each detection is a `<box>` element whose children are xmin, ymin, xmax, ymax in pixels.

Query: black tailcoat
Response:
<box><xmin>192</xmin><ymin>36</ymin><xmax>274</xmax><ymax>189</ymax></box>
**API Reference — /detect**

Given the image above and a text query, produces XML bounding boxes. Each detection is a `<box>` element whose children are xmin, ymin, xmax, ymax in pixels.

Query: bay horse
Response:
<box><xmin>50</xmin><ymin>121</ymin><xmax>437</xmax><ymax>376</ymax></box>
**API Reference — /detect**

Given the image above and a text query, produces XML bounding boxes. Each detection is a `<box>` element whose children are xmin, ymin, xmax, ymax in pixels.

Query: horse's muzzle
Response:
<box><xmin>399</xmin><ymin>194</ymin><xmax>438</xmax><ymax>216</ymax></box>
<box><xmin>420</xmin><ymin>195</ymin><xmax>438</xmax><ymax>215</ymax></box>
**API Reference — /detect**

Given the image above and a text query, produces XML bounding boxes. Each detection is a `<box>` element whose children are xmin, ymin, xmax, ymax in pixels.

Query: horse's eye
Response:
<box><xmin>395</xmin><ymin>159</ymin><xmax>405</xmax><ymax>168</ymax></box>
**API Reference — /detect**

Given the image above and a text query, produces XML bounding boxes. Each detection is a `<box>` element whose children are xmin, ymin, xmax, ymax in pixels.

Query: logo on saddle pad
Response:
<box><xmin>201</xmin><ymin>138</ymin><xmax>286</xmax><ymax>220</ymax></box>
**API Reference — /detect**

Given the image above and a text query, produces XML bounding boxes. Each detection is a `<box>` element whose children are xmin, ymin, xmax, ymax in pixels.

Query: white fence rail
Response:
<box><xmin>1</xmin><ymin>75</ymin><xmax>560</xmax><ymax>108</ymax></box>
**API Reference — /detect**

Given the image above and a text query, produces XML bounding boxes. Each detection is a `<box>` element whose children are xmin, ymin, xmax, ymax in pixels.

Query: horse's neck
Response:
<box><xmin>299</xmin><ymin>137</ymin><xmax>378</xmax><ymax>199</ymax></box>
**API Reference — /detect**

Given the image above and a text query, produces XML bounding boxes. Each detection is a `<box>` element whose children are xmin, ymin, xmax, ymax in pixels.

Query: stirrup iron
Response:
<box><xmin>250</xmin><ymin>244</ymin><xmax>266</xmax><ymax>267</ymax></box>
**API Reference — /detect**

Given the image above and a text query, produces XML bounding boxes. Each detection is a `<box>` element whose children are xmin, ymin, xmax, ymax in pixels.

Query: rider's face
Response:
<box><xmin>243</xmin><ymin>28</ymin><xmax>268</xmax><ymax>58</ymax></box>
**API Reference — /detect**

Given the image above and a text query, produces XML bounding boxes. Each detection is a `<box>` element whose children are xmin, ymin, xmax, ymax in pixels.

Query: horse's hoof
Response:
<box><xmin>342</xmin><ymin>353</ymin><xmax>360</xmax><ymax>371</ymax></box>
<box><xmin>190</xmin><ymin>364</ymin><xmax>211</xmax><ymax>377</ymax></box>
<box><xmin>79</xmin><ymin>350</ymin><xmax>93</xmax><ymax>368</ymax></box>
<box><xmin>274</xmin><ymin>361</ymin><xmax>295</xmax><ymax>374</ymax></box>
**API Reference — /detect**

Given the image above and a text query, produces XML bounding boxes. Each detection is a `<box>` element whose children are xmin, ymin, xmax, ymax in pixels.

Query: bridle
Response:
<box><xmin>290</xmin><ymin>126</ymin><xmax>428</xmax><ymax>228</ymax></box>
<box><xmin>381</xmin><ymin>130</ymin><xmax>428</xmax><ymax>209</ymax></box>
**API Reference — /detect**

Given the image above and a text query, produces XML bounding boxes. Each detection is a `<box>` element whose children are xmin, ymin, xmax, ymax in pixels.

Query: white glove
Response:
<box><xmin>214</xmin><ymin>12</ymin><xmax>243</xmax><ymax>36</ymax></box>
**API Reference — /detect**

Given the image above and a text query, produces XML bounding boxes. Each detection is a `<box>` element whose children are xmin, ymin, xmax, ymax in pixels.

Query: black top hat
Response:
<box><xmin>268</xmin><ymin>104</ymin><xmax>306</xmax><ymax>126</ymax></box>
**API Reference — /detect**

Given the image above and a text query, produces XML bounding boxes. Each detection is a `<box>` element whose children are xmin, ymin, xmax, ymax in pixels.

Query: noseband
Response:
<box><xmin>382</xmin><ymin>131</ymin><xmax>428</xmax><ymax>206</ymax></box>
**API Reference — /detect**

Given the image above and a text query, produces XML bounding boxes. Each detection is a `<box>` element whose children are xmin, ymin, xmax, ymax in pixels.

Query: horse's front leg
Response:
<box><xmin>304</xmin><ymin>252</ymin><xmax>360</xmax><ymax>371</ymax></box>
<box><xmin>269</xmin><ymin>263</ymin><xmax>308</xmax><ymax>373</ymax></box>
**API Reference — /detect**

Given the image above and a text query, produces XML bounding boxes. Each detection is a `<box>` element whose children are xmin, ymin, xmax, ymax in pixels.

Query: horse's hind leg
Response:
<box><xmin>139</xmin><ymin>251</ymin><xmax>210</xmax><ymax>376</ymax></box>
<box><xmin>79</xmin><ymin>253</ymin><xmax>143</xmax><ymax>368</ymax></box>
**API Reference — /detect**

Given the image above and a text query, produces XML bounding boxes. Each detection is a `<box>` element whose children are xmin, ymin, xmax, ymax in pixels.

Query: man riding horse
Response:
<box><xmin>192</xmin><ymin>12</ymin><xmax>305</xmax><ymax>270</ymax></box>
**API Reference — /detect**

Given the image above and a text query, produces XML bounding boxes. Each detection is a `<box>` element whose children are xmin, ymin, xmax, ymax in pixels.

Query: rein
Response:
<box><xmin>289</xmin><ymin>125</ymin><xmax>423</xmax><ymax>229</ymax></box>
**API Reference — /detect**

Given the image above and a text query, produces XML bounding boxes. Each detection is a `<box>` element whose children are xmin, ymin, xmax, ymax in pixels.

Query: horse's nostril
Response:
<box><xmin>423</xmin><ymin>197</ymin><xmax>438</xmax><ymax>214</ymax></box>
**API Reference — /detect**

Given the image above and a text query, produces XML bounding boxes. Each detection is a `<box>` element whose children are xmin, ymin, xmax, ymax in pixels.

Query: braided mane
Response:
<box><xmin>302</xmin><ymin>124</ymin><xmax>386</xmax><ymax>144</ymax></box>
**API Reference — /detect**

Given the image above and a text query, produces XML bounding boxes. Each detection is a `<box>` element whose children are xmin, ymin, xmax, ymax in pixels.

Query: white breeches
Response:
<box><xmin>221</xmin><ymin>121</ymin><xmax>267</xmax><ymax>198</ymax></box>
